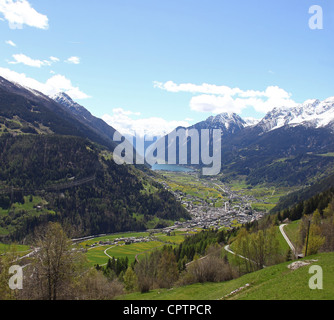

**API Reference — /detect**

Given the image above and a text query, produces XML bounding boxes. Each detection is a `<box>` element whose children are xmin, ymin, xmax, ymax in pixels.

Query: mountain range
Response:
<box><xmin>180</xmin><ymin>96</ymin><xmax>334</xmax><ymax>135</ymax></box>
<box><xmin>153</xmin><ymin>96</ymin><xmax>334</xmax><ymax>186</ymax></box>
<box><xmin>1</xmin><ymin>74</ymin><xmax>334</xmax><ymax>241</ymax></box>
<box><xmin>49</xmin><ymin>90</ymin><xmax>334</xmax><ymax>187</ymax></box>
<box><xmin>0</xmin><ymin>76</ymin><xmax>119</xmax><ymax>152</ymax></box>
<box><xmin>256</xmin><ymin>97</ymin><xmax>334</xmax><ymax>133</ymax></box>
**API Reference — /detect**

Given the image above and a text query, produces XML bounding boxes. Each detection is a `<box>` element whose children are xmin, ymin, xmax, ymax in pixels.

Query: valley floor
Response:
<box><xmin>152</xmin><ymin>171</ymin><xmax>293</xmax><ymax>230</ymax></box>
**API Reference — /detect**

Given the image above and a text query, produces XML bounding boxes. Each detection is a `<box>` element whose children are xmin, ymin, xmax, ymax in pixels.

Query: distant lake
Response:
<box><xmin>151</xmin><ymin>164</ymin><xmax>194</xmax><ymax>172</ymax></box>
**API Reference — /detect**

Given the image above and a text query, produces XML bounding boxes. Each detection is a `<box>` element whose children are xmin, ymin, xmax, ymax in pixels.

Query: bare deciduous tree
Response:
<box><xmin>25</xmin><ymin>222</ymin><xmax>85</xmax><ymax>300</ymax></box>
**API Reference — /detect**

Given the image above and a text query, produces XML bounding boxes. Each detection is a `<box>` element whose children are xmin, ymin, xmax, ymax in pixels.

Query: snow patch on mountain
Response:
<box><xmin>52</xmin><ymin>92</ymin><xmax>79</xmax><ymax>109</ymax></box>
<box><xmin>200</xmin><ymin>112</ymin><xmax>246</xmax><ymax>132</ymax></box>
<box><xmin>244</xmin><ymin>117</ymin><xmax>260</xmax><ymax>127</ymax></box>
<box><xmin>257</xmin><ymin>97</ymin><xmax>334</xmax><ymax>132</ymax></box>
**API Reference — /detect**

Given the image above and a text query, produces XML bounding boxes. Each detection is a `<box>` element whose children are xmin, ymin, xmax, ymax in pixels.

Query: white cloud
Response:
<box><xmin>155</xmin><ymin>81</ymin><xmax>298</xmax><ymax>115</ymax></box>
<box><xmin>190</xmin><ymin>94</ymin><xmax>243</xmax><ymax>114</ymax></box>
<box><xmin>5</xmin><ymin>40</ymin><xmax>16</xmax><ymax>47</ymax></box>
<box><xmin>0</xmin><ymin>0</ymin><xmax>49</xmax><ymax>30</ymax></box>
<box><xmin>44</xmin><ymin>74</ymin><xmax>90</xmax><ymax>99</ymax></box>
<box><xmin>112</xmin><ymin>108</ymin><xmax>141</xmax><ymax>117</ymax></box>
<box><xmin>102</xmin><ymin>108</ymin><xmax>190</xmax><ymax>139</ymax></box>
<box><xmin>0</xmin><ymin>67</ymin><xmax>90</xmax><ymax>99</ymax></box>
<box><xmin>9</xmin><ymin>53</ymin><xmax>52</xmax><ymax>68</ymax></box>
<box><xmin>49</xmin><ymin>56</ymin><xmax>60</xmax><ymax>62</ymax></box>
<box><xmin>154</xmin><ymin>81</ymin><xmax>241</xmax><ymax>96</ymax></box>
<box><xmin>8</xmin><ymin>54</ymin><xmax>61</xmax><ymax>68</ymax></box>
<box><xmin>65</xmin><ymin>56</ymin><xmax>80</xmax><ymax>65</ymax></box>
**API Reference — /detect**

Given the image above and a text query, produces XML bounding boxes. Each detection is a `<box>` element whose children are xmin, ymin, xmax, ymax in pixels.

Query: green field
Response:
<box><xmin>316</xmin><ymin>152</ymin><xmax>334</xmax><ymax>158</ymax></box>
<box><xmin>81</xmin><ymin>228</ymin><xmax>197</xmax><ymax>266</ymax></box>
<box><xmin>155</xmin><ymin>172</ymin><xmax>226</xmax><ymax>204</ymax></box>
<box><xmin>229</xmin><ymin>180</ymin><xmax>294</xmax><ymax>212</ymax></box>
<box><xmin>284</xmin><ymin>220</ymin><xmax>301</xmax><ymax>248</ymax></box>
<box><xmin>0</xmin><ymin>195</ymin><xmax>56</xmax><ymax>236</ymax></box>
<box><xmin>0</xmin><ymin>243</ymin><xmax>31</xmax><ymax>258</ymax></box>
<box><xmin>119</xmin><ymin>251</ymin><xmax>334</xmax><ymax>300</ymax></box>
<box><xmin>85</xmin><ymin>241</ymin><xmax>166</xmax><ymax>266</ymax></box>
<box><xmin>153</xmin><ymin>172</ymin><xmax>295</xmax><ymax>213</ymax></box>
<box><xmin>79</xmin><ymin>232</ymin><xmax>150</xmax><ymax>247</ymax></box>
<box><xmin>153</xmin><ymin>230</ymin><xmax>197</xmax><ymax>245</ymax></box>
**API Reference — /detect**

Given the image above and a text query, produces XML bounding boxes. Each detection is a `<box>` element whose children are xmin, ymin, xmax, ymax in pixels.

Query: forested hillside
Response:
<box><xmin>0</xmin><ymin>77</ymin><xmax>118</xmax><ymax>152</ymax></box>
<box><xmin>220</xmin><ymin>125</ymin><xmax>334</xmax><ymax>186</ymax></box>
<box><xmin>0</xmin><ymin>134</ymin><xmax>190</xmax><ymax>242</ymax></box>
<box><xmin>272</xmin><ymin>172</ymin><xmax>334</xmax><ymax>213</ymax></box>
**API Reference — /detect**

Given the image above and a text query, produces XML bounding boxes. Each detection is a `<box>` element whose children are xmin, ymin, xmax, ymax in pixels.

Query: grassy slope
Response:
<box><xmin>0</xmin><ymin>196</ymin><xmax>56</xmax><ymax>236</ymax></box>
<box><xmin>284</xmin><ymin>220</ymin><xmax>301</xmax><ymax>248</ymax></box>
<box><xmin>0</xmin><ymin>243</ymin><xmax>30</xmax><ymax>255</ymax></box>
<box><xmin>119</xmin><ymin>252</ymin><xmax>334</xmax><ymax>300</ymax></box>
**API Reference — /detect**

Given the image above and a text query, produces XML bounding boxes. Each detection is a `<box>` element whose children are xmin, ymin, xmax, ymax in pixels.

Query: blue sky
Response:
<box><xmin>0</xmin><ymin>0</ymin><xmax>333</xmax><ymax>137</ymax></box>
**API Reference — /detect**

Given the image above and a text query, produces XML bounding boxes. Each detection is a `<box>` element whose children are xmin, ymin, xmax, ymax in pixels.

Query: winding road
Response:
<box><xmin>224</xmin><ymin>244</ymin><xmax>265</xmax><ymax>268</ymax></box>
<box><xmin>224</xmin><ymin>223</ymin><xmax>299</xmax><ymax>266</ymax></box>
<box><xmin>279</xmin><ymin>224</ymin><xmax>298</xmax><ymax>258</ymax></box>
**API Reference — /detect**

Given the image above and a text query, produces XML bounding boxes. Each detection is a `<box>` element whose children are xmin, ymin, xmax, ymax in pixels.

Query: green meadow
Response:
<box><xmin>155</xmin><ymin>172</ymin><xmax>226</xmax><ymax>203</ymax></box>
<box><xmin>0</xmin><ymin>243</ymin><xmax>31</xmax><ymax>255</ymax></box>
<box><xmin>85</xmin><ymin>241</ymin><xmax>166</xmax><ymax>266</ymax></box>
<box><xmin>119</xmin><ymin>251</ymin><xmax>334</xmax><ymax>300</ymax></box>
<box><xmin>79</xmin><ymin>231</ymin><xmax>151</xmax><ymax>248</ymax></box>
<box><xmin>0</xmin><ymin>195</ymin><xmax>56</xmax><ymax>236</ymax></box>
<box><xmin>82</xmin><ymin>228</ymin><xmax>197</xmax><ymax>266</ymax></box>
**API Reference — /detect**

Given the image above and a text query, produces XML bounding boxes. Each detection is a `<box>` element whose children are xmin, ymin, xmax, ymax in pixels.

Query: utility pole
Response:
<box><xmin>304</xmin><ymin>220</ymin><xmax>311</xmax><ymax>257</ymax></box>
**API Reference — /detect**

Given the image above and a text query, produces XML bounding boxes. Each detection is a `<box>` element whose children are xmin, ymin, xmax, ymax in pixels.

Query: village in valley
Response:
<box><xmin>156</xmin><ymin>171</ymin><xmax>267</xmax><ymax>233</ymax></box>
<box><xmin>85</xmin><ymin>171</ymin><xmax>269</xmax><ymax>249</ymax></box>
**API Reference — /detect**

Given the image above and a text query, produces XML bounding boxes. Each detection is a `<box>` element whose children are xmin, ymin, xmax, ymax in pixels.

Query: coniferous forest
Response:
<box><xmin>0</xmin><ymin>134</ymin><xmax>190</xmax><ymax>242</ymax></box>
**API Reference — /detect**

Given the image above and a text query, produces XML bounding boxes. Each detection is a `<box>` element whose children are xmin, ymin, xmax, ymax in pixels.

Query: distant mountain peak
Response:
<box><xmin>51</xmin><ymin>92</ymin><xmax>93</xmax><ymax>119</ymax></box>
<box><xmin>52</xmin><ymin>92</ymin><xmax>79</xmax><ymax>109</ymax></box>
<box><xmin>257</xmin><ymin>96</ymin><xmax>334</xmax><ymax>132</ymax></box>
<box><xmin>244</xmin><ymin>117</ymin><xmax>260</xmax><ymax>127</ymax></box>
<box><xmin>207</xmin><ymin>112</ymin><xmax>244</xmax><ymax>124</ymax></box>
<box><xmin>52</xmin><ymin>91</ymin><xmax>73</xmax><ymax>101</ymax></box>
<box><xmin>188</xmin><ymin>112</ymin><xmax>246</xmax><ymax>135</ymax></box>
<box><xmin>0</xmin><ymin>75</ymin><xmax>47</xmax><ymax>101</ymax></box>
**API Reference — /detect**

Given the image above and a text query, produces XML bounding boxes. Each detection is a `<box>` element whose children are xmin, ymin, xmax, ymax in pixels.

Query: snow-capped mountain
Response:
<box><xmin>0</xmin><ymin>75</ymin><xmax>49</xmax><ymax>102</ymax></box>
<box><xmin>244</xmin><ymin>117</ymin><xmax>261</xmax><ymax>127</ymax></box>
<box><xmin>189</xmin><ymin>112</ymin><xmax>247</xmax><ymax>135</ymax></box>
<box><xmin>52</xmin><ymin>92</ymin><xmax>118</xmax><ymax>139</ymax></box>
<box><xmin>257</xmin><ymin>97</ymin><xmax>334</xmax><ymax>132</ymax></box>
<box><xmin>52</xmin><ymin>91</ymin><xmax>140</xmax><ymax>163</ymax></box>
<box><xmin>52</xmin><ymin>92</ymin><xmax>89</xmax><ymax>116</ymax></box>
<box><xmin>0</xmin><ymin>77</ymin><xmax>120</xmax><ymax>152</ymax></box>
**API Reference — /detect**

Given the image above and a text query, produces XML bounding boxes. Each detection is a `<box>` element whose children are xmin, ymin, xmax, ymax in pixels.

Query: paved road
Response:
<box><xmin>224</xmin><ymin>245</ymin><xmax>254</xmax><ymax>263</ymax></box>
<box><xmin>225</xmin><ymin>224</ymin><xmax>299</xmax><ymax>263</ymax></box>
<box><xmin>224</xmin><ymin>244</ymin><xmax>266</xmax><ymax>268</ymax></box>
<box><xmin>279</xmin><ymin>224</ymin><xmax>297</xmax><ymax>258</ymax></box>
<box><xmin>104</xmin><ymin>245</ymin><xmax>117</xmax><ymax>260</ymax></box>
